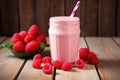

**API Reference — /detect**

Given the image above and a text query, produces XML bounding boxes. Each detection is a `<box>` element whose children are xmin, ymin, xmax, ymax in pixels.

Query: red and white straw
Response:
<box><xmin>70</xmin><ymin>1</ymin><xmax>81</xmax><ymax>18</ymax></box>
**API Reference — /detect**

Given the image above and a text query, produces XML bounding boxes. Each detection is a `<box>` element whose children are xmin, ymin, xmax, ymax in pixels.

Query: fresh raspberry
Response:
<box><xmin>32</xmin><ymin>59</ymin><xmax>41</xmax><ymax>69</ymax></box>
<box><xmin>19</xmin><ymin>31</ymin><xmax>27</xmax><ymax>39</ymax></box>
<box><xmin>25</xmin><ymin>40</ymin><xmax>40</xmax><ymax>53</ymax></box>
<box><xmin>61</xmin><ymin>62</ymin><xmax>72</xmax><ymax>71</ymax></box>
<box><xmin>36</xmin><ymin>34</ymin><xmax>47</xmax><ymax>44</ymax></box>
<box><xmin>75</xmin><ymin>59</ymin><xmax>84</xmax><ymax>69</ymax></box>
<box><xmin>87</xmin><ymin>51</ymin><xmax>99</xmax><ymax>65</ymax></box>
<box><xmin>10</xmin><ymin>33</ymin><xmax>23</xmax><ymax>44</ymax></box>
<box><xmin>79</xmin><ymin>48</ymin><xmax>89</xmax><ymax>61</ymax></box>
<box><xmin>33</xmin><ymin>54</ymin><xmax>42</xmax><ymax>60</ymax></box>
<box><xmin>24</xmin><ymin>34</ymin><xmax>34</xmax><ymax>43</ymax></box>
<box><xmin>28</xmin><ymin>24</ymin><xmax>40</xmax><ymax>37</ymax></box>
<box><xmin>42</xmin><ymin>56</ymin><xmax>51</xmax><ymax>63</ymax></box>
<box><xmin>13</xmin><ymin>41</ymin><xmax>25</xmax><ymax>53</ymax></box>
<box><xmin>42</xmin><ymin>63</ymin><xmax>52</xmax><ymax>74</ymax></box>
<box><xmin>53</xmin><ymin>60</ymin><xmax>62</xmax><ymax>69</ymax></box>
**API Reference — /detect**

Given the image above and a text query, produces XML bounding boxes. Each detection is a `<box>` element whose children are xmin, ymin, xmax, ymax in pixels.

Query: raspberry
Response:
<box><xmin>36</xmin><ymin>34</ymin><xmax>47</xmax><ymax>44</ymax></box>
<box><xmin>32</xmin><ymin>59</ymin><xmax>41</xmax><ymax>69</ymax></box>
<box><xmin>25</xmin><ymin>40</ymin><xmax>40</xmax><ymax>53</ymax></box>
<box><xmin>61</xmin><ymin>62</ymin><xmax>72</xmax><ymax>71</ymax></box>
<box><xmin>79</xmin><ymin>48</ymin><xmax>89</xmax><ymax>61</ymax></box>
<box><xmin>53</xmin><ymin>60</ymin><xmax>62</xmax><ymax>69</ymax></box>
<box><xmin>10</xmin><ymin>33</ymin><xmax>23</xmax><ymax>44</ymax></box>
<box><xmin>42</xmin><ymin>56</ymin><xmax>51</xmax><ymax>63</ymax></box>
<box><xmin>19</xmin><ymin>31</ymin><xmax>27</xmax><ymax>39</ymax></box>
<box><xmin>33</xmin><ymin>54</ymin><xmax>42</xmax><ymax>60</ymax></box>
<box><xmin>87</xmin><ymin>51</ymin><xmax>99</xmax><ymax>65</ymax></box>
<box><xmin>75</xmin><ymin>59</ymin><xmax>84</xmax><ymax>69</ymax></box>
<box><xmin>28</xmin><ymin>24</ymin><xmax>40</xmax><ymax>37</ymax></box>
<box><xmin>13</xmin><ymin>41</ymin><xmax>25</xmax><ymax>52</ymax></box>
<box><xmin>42</xmin><ymin>63</ymin><xmax>52</xmax><ymax>74</ymax></box>
<box><xmin>24</xmin><ymin>34</ymin><xmax>34</xmax><ymax>43</ymax></box>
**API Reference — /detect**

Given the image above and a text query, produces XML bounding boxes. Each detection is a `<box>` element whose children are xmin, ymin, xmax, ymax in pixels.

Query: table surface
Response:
<box><xmin>0</xmin><ymin>37</ymin><xmax>120</xmax><ymax>80</ymax></box>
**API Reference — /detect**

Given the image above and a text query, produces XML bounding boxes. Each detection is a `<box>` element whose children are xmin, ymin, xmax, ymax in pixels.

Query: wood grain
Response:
<box><xmin>0</xmin><ymin>0</ymin><xmax>19</xmax><ymax>36</ymax></box>
<box><xmin>0</xmin><ymin>38</ymin><xmax>25</xmax><ymax>80</ymax></box>
<box><xmin>19</xmin><ymin>0</ymin><xmax>35</xmax><ymax>31</ymax></box>
<box><xmin>98</xmin><ymin>0</ymin><xmax>116</xmax><ymax>36</ymax></box>
<box><xmin>35</xmin><ymin>0</ymin><xmax>49</xmax><ymax>35</ymax></box>
<box><xmin>50</xmin><ymin>0</ymin><xmax>64</xmax><ymax>16</ymax></box>
<box><xmin>0</xmin><ymin>0</ymin><xmax>119</xmax><ymax>36</ymax></box>
<box><xmin>86</xmin><ymin>37</ymin><xmax>120</xmax><ymax>80</ymax></box>
<box><xmin>80</xmin><ymin>0</ymin><xmax>87</xmax><ymax>36</ymax></box>
<box><xmin>117</xmin><ymin>0</ymin><xmax>120</xmax><ymax>36</ymax></box>
<box><xmin>100</xmin><ymin>38</ymin><xmax>120</xmax><ymax>60</ymax></box>
<box><xmin>81</xmin><ymin>0</ymin><xmax>98</xmax><ymax>36</ymax></box>
<box><xmin>55</xmin><ymin>37</ymin><xmax>100</xmax><ymax>80</ymax></box>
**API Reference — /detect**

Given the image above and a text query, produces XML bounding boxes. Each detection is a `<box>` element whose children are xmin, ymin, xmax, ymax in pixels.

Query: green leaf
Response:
<box><xmin>40</xmin><ymin>43</ymin><xmax>47</xmax><ymax>49</ymax></box>
<box><xmin>0</xmin><ymin>44</ymin><xmax>13</xmax><ymax>49</ymax></box>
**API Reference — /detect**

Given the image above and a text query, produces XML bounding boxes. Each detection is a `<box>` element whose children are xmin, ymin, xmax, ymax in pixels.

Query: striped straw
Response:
<box><xmin>70</xmin><ymin>1</ymin><xmax>81</xmax><ymax>18</ymax></box>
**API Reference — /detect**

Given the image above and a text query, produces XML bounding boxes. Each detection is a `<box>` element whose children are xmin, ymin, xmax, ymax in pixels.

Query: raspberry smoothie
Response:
<box><xmin>49</xmin><ymin>16</ymin><xmax>80</xmax><ymax>63</ymax></box>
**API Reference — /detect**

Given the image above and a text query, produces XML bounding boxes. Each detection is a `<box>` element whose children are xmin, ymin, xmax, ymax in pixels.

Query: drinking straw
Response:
<box><xmin>70</xmin><ymin>1</ymin><xmax>81</xmax><ymax>17</ymax></box>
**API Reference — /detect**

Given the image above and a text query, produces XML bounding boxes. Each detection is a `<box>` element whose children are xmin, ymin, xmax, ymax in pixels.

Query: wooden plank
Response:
<box><xmin>117</xmin><ymin>0</ymin><xmax>120</xmax><ymax>36</ymax></box>
<box><xmin>79</xmin><ymin>37</ymin><xmax>87</xmax><ymax>48</ymax></box>
<box><xmin>35</xmin><ymin>0</ymin><xmax>49</xmax><ymax>35</ymax></box>
<box><xmin>0</xmin><ymin>38</ymin><xmax>25</xmax><ymax>80</ymax></box>
<box><xmin>113</xmin><ymin>37</ymin><xmax>120</xmax><ymax>45</ymax></box>
<box><xmin>0</xmin><ymin>0</ymin><xmax>19</xmax><ymax>36</ymax></box>
<box><xmin>98</xmin><ymin>0</ymin><xmax>116</xmax><ymax>36</ymax></box>
<box><xmin>100</xmin><ymin>37</ymin><xmax>120</xmax><ymax>59</ymax></box>
<box><xmin>55</xmin><ymin>37</ymin><xmax>100</xmax><ymax>80</ymax></box>
<box><xmin>86</xmin><ymin>37</ymin><xmax>120</xmax><ymax>80</ymax></box>
<box><xmin>80</xmin><ymin>0</ymin><xmax>86</xmax><ymax>36</ymax></box>
<box><xmin>81</xmin><ymin>0</ymin><xmax>98</xmax><ymax>36</ymax></box>
<box><xmin>19</xmin><ymin>0</ymin><xmax>35</xmax><ymax>31</ymax></box>
<box><xmin>17</xmin><ymin>60</ymin><xmax>53</xmax><ymax>80</ymax></box>
<box><xmin>50</xmin><ymin>0</ymin><xmax>64</xmax><ymax>16</ymax></box>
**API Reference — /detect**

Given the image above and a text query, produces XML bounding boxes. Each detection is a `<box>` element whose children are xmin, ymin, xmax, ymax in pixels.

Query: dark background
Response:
<box><xmin>0</xmin><ymin>0</ymin><xmax>120</xmax><ymax>37</ymax></box>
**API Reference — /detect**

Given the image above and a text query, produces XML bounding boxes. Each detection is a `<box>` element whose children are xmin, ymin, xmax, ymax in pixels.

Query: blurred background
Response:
<box><xmin>0</xmin><ymin>0</ymin><xmax>120</xmax><ymax>37</ymax></box>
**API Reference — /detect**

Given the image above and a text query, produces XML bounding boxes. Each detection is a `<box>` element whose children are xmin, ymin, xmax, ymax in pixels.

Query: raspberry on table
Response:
<box><xmin>33</xmin><ymin>54</ymin><xmax>42</xmax><ymax>61</ymax></box>
<box><xmin>32</xmin><ymin>59</ymin><xmax>41</xmax><ymax>69</ymax></box>
<box><xmin>42</xmin><ymin>56</ymin><xmax>52</xmax><ymax>63</ymax></box>
<box><xmin>53</xmin><ymin>60</ymin><xmax>62</xmax><ymax>69</ymax></box>
<box><xmin>79</xmin><ymin>48</ymin><xmax>89</xmax><ymax>61</ymax></box>
<box><xmin>61</xmin><ymin>61</ymin><xmax>72</xmax><ymax>71</ymax></box>
<box><xmin>75</xmin><ymin>59</ymin><xmax>84</xmax><ymax>69</ymax></box>
<box><xmin>87</xmin><ymin>51</ymin><xmax>99</xmax><ymax>65</ymax></box>
<box><xmin>42</xmin><ymin>63</ymin><xmax>52</xmax><ymax>74</ymax></box>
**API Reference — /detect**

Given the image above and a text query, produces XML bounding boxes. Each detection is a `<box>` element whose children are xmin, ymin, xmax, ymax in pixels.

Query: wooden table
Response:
<box><xmin>0</xmin><ymin>37</ymin><xmax>120</xmax><ymax>80</ymax></box>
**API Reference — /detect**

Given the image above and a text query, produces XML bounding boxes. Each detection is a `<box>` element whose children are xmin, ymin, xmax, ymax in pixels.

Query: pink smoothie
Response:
<box><xmin>49</xmin><ymin>16</ymin><xmax>80</xmax><ymax>63</ymax></box>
